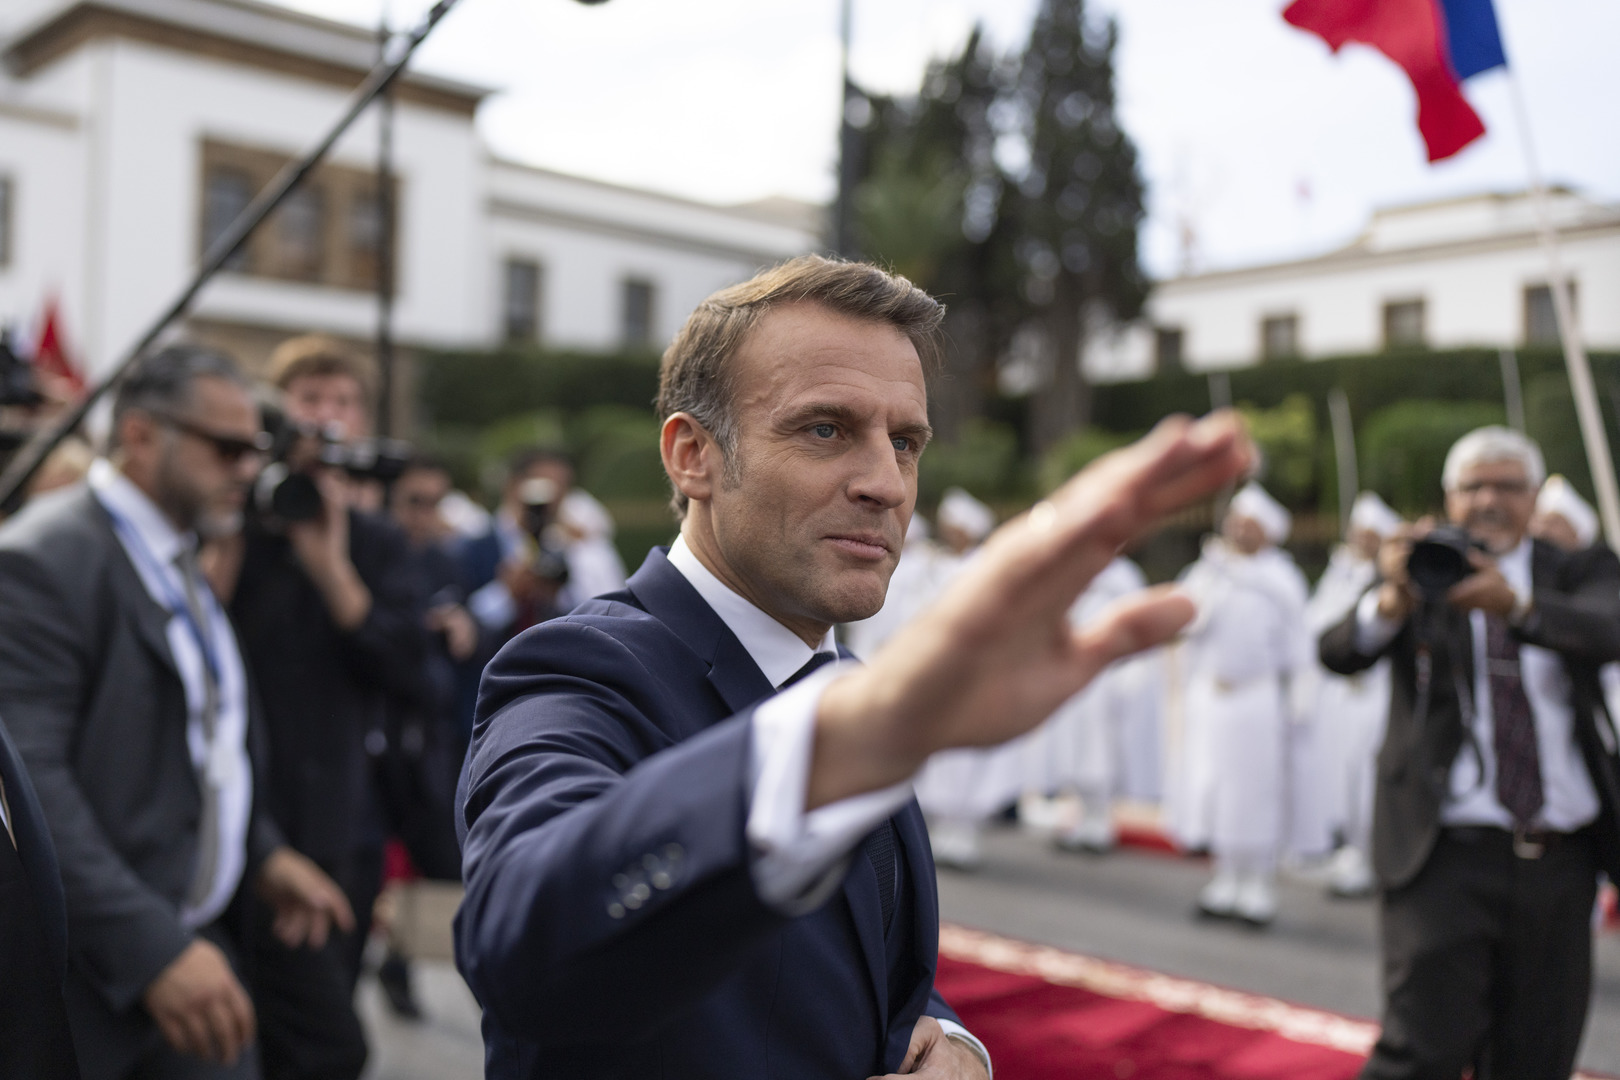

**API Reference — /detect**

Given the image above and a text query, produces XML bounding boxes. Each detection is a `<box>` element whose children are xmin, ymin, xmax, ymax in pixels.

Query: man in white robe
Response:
<box><xmin>1307</xmin><ymin>492</ymin><xmax>1403</xmax><ymax>896</ymax></box>
<box><xmin>1030</xmin><ymin>557</ymin><xmax>1151</xmax><ymax>853</ymax></box>
<box><xmin>1175</xmin><ymin>482</ymin><xmax>1309</xmax><ymax>925</ymax></box>
<box><xmin>910</xmin><ymin>488</ymin><xmax>1019</xmax><ymax>869</ymax></box>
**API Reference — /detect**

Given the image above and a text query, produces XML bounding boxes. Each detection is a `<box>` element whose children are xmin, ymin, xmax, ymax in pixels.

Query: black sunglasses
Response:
<box><xmin>153</xmin><ymin>413</ymin><xmax>273</xmax><ymax>464</ymax></box>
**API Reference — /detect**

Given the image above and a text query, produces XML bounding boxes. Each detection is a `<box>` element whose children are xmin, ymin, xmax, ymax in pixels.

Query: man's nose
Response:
<box><xmin>848</xmin><ymin>433</ymin><xmax>906</xmax><ymax>508</ymax></box>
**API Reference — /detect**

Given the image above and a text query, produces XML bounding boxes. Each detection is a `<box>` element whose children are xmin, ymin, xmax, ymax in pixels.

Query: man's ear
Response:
<box><xmin>661</xmin><ymin>413</ymin><xmax>719</xmax><ymax>507</ymax></box>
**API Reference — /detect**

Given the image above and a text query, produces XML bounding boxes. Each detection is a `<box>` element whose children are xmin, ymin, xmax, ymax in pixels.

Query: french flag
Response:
<box><xmin>1283</xmin><ymin>0</ymin><xmax>1506</xmax><ymax>162</ymax></box>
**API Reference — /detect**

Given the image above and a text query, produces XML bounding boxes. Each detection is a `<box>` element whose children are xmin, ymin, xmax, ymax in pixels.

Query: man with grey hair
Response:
<box><xmin>1321</xmin><ymin>425</ymin><xmax>1620</xmax><ymax>1078</ymax></box>
<box><xmin>0</xmin><ymin>346</ymin><xmax>354</xmax><ymax>1080</ymax></box>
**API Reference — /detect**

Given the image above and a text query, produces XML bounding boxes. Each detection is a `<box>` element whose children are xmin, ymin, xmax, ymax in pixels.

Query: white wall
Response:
<box><xmin>486</xmin><ymin>163</ymin><xmax>816</xmax><ymax>351</ymax></box>
<box><xmin>1140</xmin><ymin>224</ymin><xmax>1620</xmax><ymax>373</ymax></box>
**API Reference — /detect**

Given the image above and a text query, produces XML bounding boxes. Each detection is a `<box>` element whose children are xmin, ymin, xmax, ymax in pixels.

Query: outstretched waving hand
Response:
<box><xmin>810</xmin><ymin>412</ymin><xmax>1253</xmax><ymax>809</ymax></box>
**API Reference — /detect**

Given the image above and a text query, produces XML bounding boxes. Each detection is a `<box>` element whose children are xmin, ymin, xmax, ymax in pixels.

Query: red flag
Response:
<box><xmin>1284</xmin><ymin>0</ymin><xmax>1487</xmax><ymax>162</ymax></box>
<box><xmin>33</xmin><ymin>297</ymin><xmax>86</xmax><ymax>397</ymax></box>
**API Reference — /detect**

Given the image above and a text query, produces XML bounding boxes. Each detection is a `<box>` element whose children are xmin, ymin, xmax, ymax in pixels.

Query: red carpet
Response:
<box><xmin>935</xmin><ymin>925</ymin><xmax>1612</xmax><ymax>1080</ymax></box>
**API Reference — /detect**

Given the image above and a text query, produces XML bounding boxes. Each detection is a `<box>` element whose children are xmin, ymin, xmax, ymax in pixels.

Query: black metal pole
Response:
<box><xmin>0</xmin><ymin>0</ymin><xmax>465</xmax><ymax>509</ymax></box>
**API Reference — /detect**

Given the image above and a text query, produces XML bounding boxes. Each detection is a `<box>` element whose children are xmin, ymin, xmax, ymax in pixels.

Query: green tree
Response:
<box><xmin>1360</xmin><ymin>399</ymin><xmax>1505</xmax><ymax>517</ymax></box>
<box><xmin>1013</xmin><ymin>0</ymin><xmax>1147</xmax><ymax>453</ymax></box>
<box><xmin>856</xmin><ymin>29</ymin><xmax>1020</xmax><ymax>445</ymax></box>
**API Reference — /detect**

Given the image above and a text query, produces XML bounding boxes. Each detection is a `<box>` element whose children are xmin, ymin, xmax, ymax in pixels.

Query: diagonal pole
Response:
<box><xmin>1505</xmin><ymin>73</ymin><xmax>1620</xmax><ymax>547</ymax></box>
<box><xmin>0</xmin><ymin>0</ymin><xmax>468</xmax><ymax>510</ymax></box>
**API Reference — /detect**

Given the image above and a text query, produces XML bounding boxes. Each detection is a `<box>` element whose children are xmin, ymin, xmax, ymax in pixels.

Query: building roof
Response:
<box><xmin>3</xmin><ymin>0</ymin><xmax>493</xmax><ymax>114</ymax></box>
<box><xmin>1161</xmin><ymin>188</ymin><xmax>1620</xmax><ymax>294</ymax></box>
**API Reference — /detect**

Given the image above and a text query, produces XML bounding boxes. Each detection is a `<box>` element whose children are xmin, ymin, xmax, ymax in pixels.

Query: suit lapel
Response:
<box><xmin>625</xmin><ymin>548</ymin><xmax>775</xmax><ymax>718</ymax></box>
<box><xmin>0</xmin><ymin>720</ymin><xmax>69</xmax><ymax>980</ymax></box>
<box><xmin>85</xmin><ymin>493</ymin><xmax>183</xmax><ymax>681</ymax></box>
<box><xmin>841</xmin><ymin>837</ymin><xmax>890</xmax><ymax>1027</ymax></box>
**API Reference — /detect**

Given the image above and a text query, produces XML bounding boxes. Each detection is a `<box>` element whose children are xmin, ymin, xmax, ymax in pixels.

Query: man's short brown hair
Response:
<box><xmin>656</xmin><ymin>255</ymin><xmax>944</xmax><ymax>515</ymax></box>
<box><xmin>267</xmin><ymin>334</ymin><xmax>379</xmax><ymax>407</ymax></box>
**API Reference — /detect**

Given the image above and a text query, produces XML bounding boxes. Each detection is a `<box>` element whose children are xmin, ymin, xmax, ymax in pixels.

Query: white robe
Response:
<box><xmin>1303</xmin><ymin>547</ymin><xmax>1391</xmax><ymax>854</ymax></box>
<box><xmin>910</xmin><ymin>548</ymin><xmax>1034</xmax><ymax>823</ymax></box>
<box><xmin>1022</xmin><ymin>558</ymin><xmax>1152</xmax><ymax>801</ymax></box>
<box><xmin>1167</xmin><ymin>540</ymin><xmax>1309</xmax><ymax>859</ymax></box>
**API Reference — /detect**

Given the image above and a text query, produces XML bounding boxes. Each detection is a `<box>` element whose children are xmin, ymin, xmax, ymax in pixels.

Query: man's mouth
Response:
<box><xmin>825</xmin><ymin>534</ymin><xmax>891</xmax><ymax>560</ymax></box>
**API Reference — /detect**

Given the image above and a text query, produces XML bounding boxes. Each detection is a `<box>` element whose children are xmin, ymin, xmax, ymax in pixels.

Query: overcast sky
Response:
<box><xmin>274</xmin><ymin>0</ymin><xmax>1619</xmax><ymax>279</ymax></box>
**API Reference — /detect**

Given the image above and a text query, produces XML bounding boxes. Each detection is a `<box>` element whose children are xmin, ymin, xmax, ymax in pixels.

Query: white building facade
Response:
<box><xmin>1086</xmin><ymin>190</ymin><xmax>1620</xmax><ymax>381</ymax></box>
<box><xmin>0</xmin><ymin>0</ymin><xmax>819</xmax><ymax>387</ymax></box>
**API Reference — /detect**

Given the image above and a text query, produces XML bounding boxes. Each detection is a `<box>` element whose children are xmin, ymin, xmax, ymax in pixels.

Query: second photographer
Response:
<box><xmin>1319</xmin><ymin>426</ymin><xmax>1620</xmax><ymax>1080</ymax></box>
<box><xmin>207</xmin><ymin>335</ymin><xmax>431</xmax><ymax>1080</ymax></box>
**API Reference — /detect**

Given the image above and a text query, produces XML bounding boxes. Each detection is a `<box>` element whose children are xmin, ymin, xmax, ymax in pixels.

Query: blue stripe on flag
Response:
<box><xmin>1437</xmin><ymin>0</ymin><xmax>1507</xmax><ymax>79</ymax></box>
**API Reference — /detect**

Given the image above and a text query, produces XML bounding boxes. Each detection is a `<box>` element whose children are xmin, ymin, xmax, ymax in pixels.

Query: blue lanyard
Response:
<box><xmin>102</xmin><ymin>504</ymin><xmax>224</xmax><ymax>687</ymax></box>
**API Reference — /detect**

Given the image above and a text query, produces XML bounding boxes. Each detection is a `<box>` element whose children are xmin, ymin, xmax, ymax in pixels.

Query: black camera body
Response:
<box><xmin>253</xmin><ymin>405</ymin><xmax>411</xmax><ymax>522</ymax></box>
<box><xmin>516</xmin><ymin>477</ymin><xmax>571</xmax><ymax>586</ymax></box>
<box><xmin>1407</xmin><ymin>524</ymin><xmax>1487</xmax><ymax>600</ymax></box>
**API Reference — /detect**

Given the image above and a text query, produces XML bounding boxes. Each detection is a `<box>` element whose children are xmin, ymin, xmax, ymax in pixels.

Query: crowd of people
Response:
<box><xmin>1</xmin><ymin>253</ymin><xmax>1617</xmax><ymax>1080</ymax></box>
<box><xmin>0</xmin><ymin>335</ymin><xmax>625</xmax><ymax>1080</ymax></box>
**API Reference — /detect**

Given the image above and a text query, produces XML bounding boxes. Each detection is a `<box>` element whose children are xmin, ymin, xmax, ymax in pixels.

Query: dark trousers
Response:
<box><xmin>249</xmin><ymin>898</ymin><xmax>367</xmax><ymax>1080</ymax></box>
<box><xmin>1361</xmin><ymin>826</ymin><xmax>1598</xmax><ymax>1080</ymax></box>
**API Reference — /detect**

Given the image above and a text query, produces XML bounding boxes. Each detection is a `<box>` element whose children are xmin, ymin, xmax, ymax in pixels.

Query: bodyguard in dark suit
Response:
<box><xmin>0</xmin><ymin>711</ymin><xmax>80</xmax><ymax>1079</ymax></box>
<box><xmin>1320</xmin><ymin>427</ymin><xmax>1620</xmax><ymax>1079</ymax></box>
<box><xmin>457</xmin><ymin>255</ymin><xmax>1256</xmax><ymax>1078</ymax></box>
<box><xmin>0</xmin><ymin>347</ymin><xmax>354</xmax><ymax>1080</ymax></box>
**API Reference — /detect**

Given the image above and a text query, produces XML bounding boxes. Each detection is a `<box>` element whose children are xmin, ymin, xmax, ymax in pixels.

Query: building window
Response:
<box><xmin>503</xmin><ymin>258</ymin><xmax>542</xmax><ymax>342</ymax></box>
<box><xmin>198</xmin><ymin>139</ymin><xmax>397</xmax><ymax>290</ymax></box>
<box><xmin>0</xmin><ymin>176</ymin><xmax>12</xmax><ymax>267</ymax></box>
<box><xmin>1260</xmin><ymin>313</ymin><xmax>1299</xmax><ymax>361</ymax></box>
<box><xmin>1525</xmin><ymin>282</ymin><xmax>1577</xmax><ymax>346</ymax></box>
<box><xmin>622</xmin><ymin>278</ymin><xmax>656</xmax><ymax>348</ymax></box>
<box><xmin>202</xmin><ymin>166</ymin><xmax>253</xmax><ymax>270</ymax></box>
<box><xmin>1154</xmin><ymin>326</ymin><xmax>1184</xmax><ymax>374</ymax></box>
<box><xmin>1383</xmin><ymin>298</ymin><xmax>1426</xmax><ymax>349</ymax></box>
<box><xmin>273</xmin><ymin>186</ymin><xmax>325</xmax><ymax>281</ymax></box>
<box><xmin>349</xmin><ymin>192</ymin><xmax>384</xmax><ymax>289</ymax></box>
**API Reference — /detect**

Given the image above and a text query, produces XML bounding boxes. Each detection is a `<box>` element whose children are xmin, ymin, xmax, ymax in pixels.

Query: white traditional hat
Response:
<box><xmin>1228</xmin><ymin>481</ymin><xmax>1291</xmax><ymax>545</ymax></box>
<box><xmin>1348</xmin><ymin>491</ymin><xmax>1402</xmax><ymax>538</ymax></box>
<box><xmin>560</xmin><ymin>489</ymin><xmax>615</xmax><ymax>539</ymax></box>
<box><xmin>1536</xmin><ymin>474</ymin><xmax>1599</xmax><ymax>548</ymax></box>
<box><xmin>937</xmin><ymin>487</ymin><xmax>995</xmax><ymax>542</ymax></box>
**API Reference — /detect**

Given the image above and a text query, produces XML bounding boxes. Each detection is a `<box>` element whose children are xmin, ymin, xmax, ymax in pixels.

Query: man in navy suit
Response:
<box><xmin>0</xmin><ymin>711</ymin><xmax>79</xmax><ymax>1078</ymax></box>
<box><xmin>456</xmin><ymin>255</ymin><xmax>1252</xmax><ymax>1078</ymax></box>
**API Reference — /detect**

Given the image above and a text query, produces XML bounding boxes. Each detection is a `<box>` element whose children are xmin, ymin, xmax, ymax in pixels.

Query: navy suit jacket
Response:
<box><xmin>456</xmin><ymin>547</ymin><xmax>960</xmax><ymax>1078</ymax></box>
<box><xmin>0</xmin><ymin>711</ymin><xmax>70</xmax><ymax>982</ymax></box>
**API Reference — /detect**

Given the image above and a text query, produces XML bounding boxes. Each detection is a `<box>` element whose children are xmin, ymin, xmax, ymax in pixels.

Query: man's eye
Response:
<box><xmin>891</xmin><ymin>436</ymin><xmax>913</xmax><ymax>452</ymax></box>
<box><xmin>812</xmin><ymin>423</ymin><xmax>837</xmax><ymax>439</ymax></box>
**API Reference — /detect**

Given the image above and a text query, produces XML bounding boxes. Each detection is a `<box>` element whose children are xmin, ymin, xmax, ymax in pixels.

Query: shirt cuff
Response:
<box><xmin>1353</xmin><ymin>588</ymin><xmax>1402</xmax><ymax>655</ymax></box>
<box><xmin>746</xmin><ymin>663</ymin><xmax>914</xmax><ymax>915</ymax></box>
<box><xmin>938</xmin><ymin>1019</ymin><xmax>993</xmax><ymax>1077</ymax></box>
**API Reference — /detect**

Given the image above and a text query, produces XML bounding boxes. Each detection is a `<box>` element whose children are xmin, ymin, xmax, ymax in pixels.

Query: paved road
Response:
<box><xmin>357</xmin><ymin>824</ymin><xmax>1620</xmax><ymax>1077</ymax></box>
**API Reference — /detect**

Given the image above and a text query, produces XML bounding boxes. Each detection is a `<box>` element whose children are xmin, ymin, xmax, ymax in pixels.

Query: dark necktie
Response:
<box><xmin>1485</xmin><ymin>615</ymin><xmax>1544</xmax><ymax>826</ymax></box>
<box><xmin>779</xmin><ymin>651</ymin><xmax>900</xmax><ymax>934</ymax></box>
<box><xmin>782</xmin><ymin>650</ymin><xmax>837</xmax><ymax>689</ymax></box>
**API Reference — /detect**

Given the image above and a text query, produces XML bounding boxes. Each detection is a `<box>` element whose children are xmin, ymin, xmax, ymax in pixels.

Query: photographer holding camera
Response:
<box><xmin>208</xmin><ymin>336</ymin><xmax>430</xmax><ymax>1080</ymax></box>
<box><xmin>1319</xmin><ymin>426</ymin><xmax>1620</xmax><ymax>1079</ymax></box>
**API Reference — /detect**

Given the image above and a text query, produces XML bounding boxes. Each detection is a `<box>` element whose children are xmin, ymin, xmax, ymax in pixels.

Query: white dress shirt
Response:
<box><xmin>666</xmin><ymin>536</ymin><xmax>990</xmax><ymax>1073</ymax></box>
<box><xmin>1353</xmin><ymin>537</ymin><xmax>1601</xmax><ymax>831</ymax></box>
<box><xmin>90</xmin><ymin>460</ymin><xmax>254</xmax><ymax>928</ymax></box>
